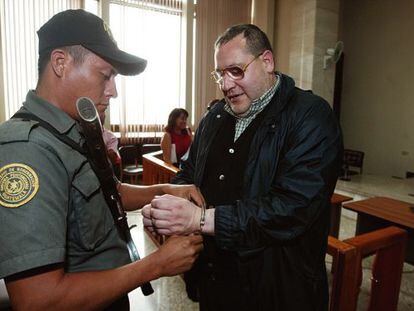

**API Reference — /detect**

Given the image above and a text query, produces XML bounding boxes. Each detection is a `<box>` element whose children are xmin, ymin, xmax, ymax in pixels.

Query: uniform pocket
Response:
<box><xmin>72</xmin><ymin>166</ymin><xmax>100</xmax><ymax>198</ymax></box>
<box><xmin>71</xmin><ymin>163</ymin><xmax>111</xmax><ymax>250</ymax></box>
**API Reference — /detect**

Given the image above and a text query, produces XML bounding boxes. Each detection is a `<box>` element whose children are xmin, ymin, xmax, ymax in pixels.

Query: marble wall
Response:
<box><xmin>312</xmin><ymin>0</ymin><xmax>340</xmax><ymax>105</ymax></box>
<box><xmin>339</xmin><ymin>0</ymin><xmax>414</xmax><ymax>177</ymax></box>
<box><xmin>275</xmin><ymin>0</ymin><xmax>340</xmax><ymax>106</ymax></box>
<box><xmin>251</xmin><ymin>0</ymin><xmax>275</xmax><ymax>45</ymax></box>
<box><xmin>275</xmin><ymin>0</ymin><xmax>413</xmax><ymax>177</ymax></box>
<box><xmin>288</xmin><ymin>0</ymin><xmax>316</xmax><ymax>91</ymax></box>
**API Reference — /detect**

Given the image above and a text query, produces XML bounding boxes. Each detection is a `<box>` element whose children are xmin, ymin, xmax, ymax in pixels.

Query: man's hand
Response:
<box><xmin>152</xmin><ymin>235</ymin><xmax>203</xmax><ymax>276</ymax></box>
<box><xmin>162</xmin><ymin>184</ymin><xmax>205</xmax><ymax>208</ymax></box>
<box><xmin>142</xmin><ymin>194</ymin><xmax>201</xmax><ymax>236</ymax></box>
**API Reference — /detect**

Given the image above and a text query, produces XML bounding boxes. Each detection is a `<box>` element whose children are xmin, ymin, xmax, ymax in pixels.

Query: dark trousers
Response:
<box><xmin>198</xmin><ymin>262</ymin><xmax>251</xmax><ymax>311</ymax></box>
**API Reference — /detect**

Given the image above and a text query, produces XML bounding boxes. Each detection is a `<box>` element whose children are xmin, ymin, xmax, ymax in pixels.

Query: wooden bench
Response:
<box><xmin>328</xmin><ymin>226</ymin><xmax>407</xmax><ymax>311</ymax></box>
<box><xmin>327</xmin><ymin>236</ymin><xmax>359</xmax><ymax>311</ymax></box>
<box><xmin>330</xmin><ymin>193</ymin><xmax>353</xmax><ymax>238</ymax></box>
<box><xmin>142</xmin><ymin>150</ymin><xmax>178</xmax><ymax>185</ymax></box>
<box><xmin>343</xmin><ymin>197</ymin><xmax>414</xmax><ymax>264</ymax></box>
<box><xmin>344</xmin><ymin>226</ymin><xmax>407</xmax><ymax>311</ymax></box>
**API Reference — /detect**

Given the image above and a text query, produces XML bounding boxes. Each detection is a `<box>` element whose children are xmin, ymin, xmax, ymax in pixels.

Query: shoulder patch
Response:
<box><xmin>0</xmin><ymin>119</ymin><xmax>38</xmax><ymax>144</ymax></box>
<box><xmin>0</xmin><ymin>163</ymin><xmax>39</xmax><ymax>208</ymax></box>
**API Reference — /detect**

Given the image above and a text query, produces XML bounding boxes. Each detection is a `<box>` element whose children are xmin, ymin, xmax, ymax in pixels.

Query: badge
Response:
<box><xmin>0</xmin><ymin>163</ymin><xmax>39</xmax><ymax>208</ymax></box>
<box><xmin>103</xmin><ymin>21</ymin><xmax>117</xmax><ymax>46</ymax></box>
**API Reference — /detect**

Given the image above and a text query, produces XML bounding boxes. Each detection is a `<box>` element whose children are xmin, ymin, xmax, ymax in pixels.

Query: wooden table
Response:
<box><xmin>343</xmin><ymin>197</ymin><xmax>414</xmax><ymax>264</ymax></box>
<box><xmin>330</xmin><ymin>193</ymin><xmax>353</xmax><ymax>238</ymax></box>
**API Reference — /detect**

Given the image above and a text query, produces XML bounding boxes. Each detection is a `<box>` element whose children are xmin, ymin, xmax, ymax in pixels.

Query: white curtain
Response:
<box><xmin>108</xmin><ymin>0</ymin><xmax>184</xmax><ymax>144</ymax></box>
<box><xmin>0</xmin><ymin>0</ymin><xmax>83</xmax><ymax>120</ymax></box>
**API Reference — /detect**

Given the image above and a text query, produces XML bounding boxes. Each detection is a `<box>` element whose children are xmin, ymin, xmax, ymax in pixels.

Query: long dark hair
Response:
<box><xmin>164</xmin><ymin>108</ymin><xmax>189</xmax><ymax>134</ymax></box>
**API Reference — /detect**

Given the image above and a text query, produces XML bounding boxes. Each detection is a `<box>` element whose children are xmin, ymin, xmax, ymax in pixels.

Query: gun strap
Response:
<box><xmin>12</xmin><ymin>112</ymin><xmax>153</xmax><ymax>295</ymax></box>
<box><xmin>12</xmin><ymin>113</ymin><xmax>126</xmax><ymax>232</ymax></box>
<box><xmin>12</xmin><ymin>112</ymin><xmax>87</xmax><ymax>155</ymax></box>
<box><xmin>12</xmin><ymin>112</ymin><xmax>125</xmax><ymax>223</ymax></box>
<box><xmin>12</xmin><ymin>112</ymin><xmax>126</xmax><ymax>228</ymax></box>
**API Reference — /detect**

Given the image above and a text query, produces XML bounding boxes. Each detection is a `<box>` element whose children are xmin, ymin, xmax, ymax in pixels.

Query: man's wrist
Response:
<box><xmin>199</xmin><ymin>203</ymin><xmax>206</xmax><ymax>232</ymax></box>
<box><xmin>200</xmin><ymin>206</ymin><xmax>215</xmax><ymax>235</ymax></box>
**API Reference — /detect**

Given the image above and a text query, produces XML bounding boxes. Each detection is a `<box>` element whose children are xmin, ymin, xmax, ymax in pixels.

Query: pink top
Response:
<box><xmin>103</xmin><ymin>128</ymin><xmax>121</xmax><ymax>164</ymax></box>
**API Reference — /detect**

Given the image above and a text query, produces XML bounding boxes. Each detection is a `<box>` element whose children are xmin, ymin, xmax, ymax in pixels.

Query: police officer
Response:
<box><xmin>0</xmin><ymin>10</ymin><xmax>203</xmax><ymax>310</ymax></box>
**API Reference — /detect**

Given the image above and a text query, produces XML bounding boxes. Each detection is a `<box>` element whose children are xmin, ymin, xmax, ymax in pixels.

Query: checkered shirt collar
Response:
<box><xmin>224</xmin><ymin>74</ymin><xmax>280</xmax><ymax>120</ymax></box>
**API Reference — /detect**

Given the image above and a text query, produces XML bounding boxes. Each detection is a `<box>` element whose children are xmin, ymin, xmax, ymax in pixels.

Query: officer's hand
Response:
<box><xmin>142</xmin><ymin>204</ymin><xmax>156</xmax><ymax>235</ymax></box>
<box><xmin>154</xmin><ymin>235</ymin><xmax>203</xmax><ymax>276</ymax></box>
<box><xmin>144</xmin><ymin>194</ymin><xmax>202</xmax><ymax>236</ymax></box>
<box><xmin>162</xmin><ymin>184</ymin><xmax>205</xmax><ymax>208</ymax></box>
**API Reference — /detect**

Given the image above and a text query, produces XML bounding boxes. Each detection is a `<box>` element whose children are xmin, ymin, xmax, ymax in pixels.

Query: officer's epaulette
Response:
<box><xmin>0</xmin><ymin>118</ymin><xmax>38</xmax><ymax>144</ymax></box>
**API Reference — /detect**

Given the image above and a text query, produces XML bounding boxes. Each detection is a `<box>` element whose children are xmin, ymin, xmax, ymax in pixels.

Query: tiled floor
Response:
<box><xmin>127</xmin><ymin>210</ymin><xmax>414</xmax><ymax>311</ymax></box>
<box><xmin>336</xmin><ymin>174</ymin><xmax>414</xmax><ymax>204</ymax></box>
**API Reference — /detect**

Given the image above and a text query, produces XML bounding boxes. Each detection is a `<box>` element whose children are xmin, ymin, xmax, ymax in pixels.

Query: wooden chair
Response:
<box><xmin>328</xmin><ymin>226</ymin><xmax>407</xmax><ymax>311</ymax></box>
<box><xmin>327</xmin><ymin>236</ymin><xmax>359</xmax><ymax>311</ymax></box>
<box><xmin>341</xmin><ymin>149</ymin><xmax>365</xmax><ymax>180</ymax></box>
<box><xmin>344</xmin><ymin>226</ymin><xmax>407</xmax><ymax>311</ymax></box>
<box><xmin>119</xmin><ymin>145</ymin><xmax>143</xmax><ymax>184</ymax></box>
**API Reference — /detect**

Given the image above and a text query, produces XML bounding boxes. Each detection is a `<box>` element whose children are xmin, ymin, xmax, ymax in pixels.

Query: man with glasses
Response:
<box><xmin>144</xmin><ymin>24</ymin><xmax>343</xmax><ymax>310</ymax></box>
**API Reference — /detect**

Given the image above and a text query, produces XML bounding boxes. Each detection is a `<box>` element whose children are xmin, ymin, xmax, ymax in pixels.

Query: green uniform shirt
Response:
<box><xmin>0</xmin><ymin>91</ymin><xmax>130</xmax><ymax>278</ymax></box>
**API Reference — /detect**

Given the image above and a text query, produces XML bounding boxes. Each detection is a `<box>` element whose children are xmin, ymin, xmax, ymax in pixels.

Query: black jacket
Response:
<box><xmin>173</xmin><ymin>74</ymin><xmax>343</xmax><ymax>310</ymax></box>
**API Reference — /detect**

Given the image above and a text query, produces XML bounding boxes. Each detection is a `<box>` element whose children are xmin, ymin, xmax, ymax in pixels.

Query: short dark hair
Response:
<box><xmin>165</xmin><ymin>108</ymin><xmax>189</xmax><ymax>133</ymax></box>
<box><xmin>214</xmin><ymin>24</ymin><xmax>273</xmax><ymax>56</ymax></box>
<box><xmin>37</xmin><ymin>45</ymin><xmax>91</xmax><ymax>79</ymax></box>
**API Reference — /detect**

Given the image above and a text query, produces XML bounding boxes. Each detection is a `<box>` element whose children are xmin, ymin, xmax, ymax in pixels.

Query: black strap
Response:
<box><xmin>12</xmin><ymin>112</ymin><xmax>87</xmax><ymax>155</ymax></box>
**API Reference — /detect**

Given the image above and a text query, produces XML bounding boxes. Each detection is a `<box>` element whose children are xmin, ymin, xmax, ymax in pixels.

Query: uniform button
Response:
<box><xmin>216</xmin><ymin>114</ymin><xmax>221</xmax><ymax>118</ymax></box>
<box><xmin>219</xmin><ymin>174</ymin><xmax>225</xmax><ymax>181</ymax></box>
<box><xmin>271</xmin><ymin>124</ymin><xmax>276</xmax><ymax>129</ymax></box>
<box><xmin>229</xmin><ymin>148</ymin><xmax>235</xmax><ymax>154</ymax></box>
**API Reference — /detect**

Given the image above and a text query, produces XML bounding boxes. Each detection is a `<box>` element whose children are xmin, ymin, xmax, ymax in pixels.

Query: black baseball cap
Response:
<box><xmin>37</xmin><ymin>9</ymin><xmax>147</xmax><ymax>76</ymax></box>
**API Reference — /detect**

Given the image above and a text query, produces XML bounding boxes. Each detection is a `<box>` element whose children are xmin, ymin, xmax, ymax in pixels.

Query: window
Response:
<box><xmin>84</xmin><ymin>0</ymin><xmax>98</xmax><ymax>14</ymax></box>
<box><xmin>0</xmin><ymin>0</ymin><xmax>82</xmax><ymax>120</ymax></box>
<box><xmin>105</xmin><ymin>0</ymin><xmax>185</xmax><ymax>142</ymax></box>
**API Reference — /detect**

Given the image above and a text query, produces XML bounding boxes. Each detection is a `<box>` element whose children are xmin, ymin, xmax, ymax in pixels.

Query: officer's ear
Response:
<box><xmin>50</xmin><ymin>49</ymin><xmax>68</xmax><ymax>77</ymax></box>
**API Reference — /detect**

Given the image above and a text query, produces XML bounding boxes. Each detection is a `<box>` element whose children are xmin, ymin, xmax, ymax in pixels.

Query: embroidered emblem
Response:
<box><xmin>0</xmin><ymin>163</ymin><xmax>39</xmax><ymax>208</ymax></box>
<box><xmin>103</xmin><ymin>21</ymin><xmax>117</xmax><ymax>46</ymax></box>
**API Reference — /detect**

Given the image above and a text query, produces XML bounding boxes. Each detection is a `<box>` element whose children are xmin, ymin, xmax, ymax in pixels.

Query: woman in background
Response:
<box><xmin>161</xmin><ymin>108</ymin><xmax>192</xmax><ymax>166</ymax></box>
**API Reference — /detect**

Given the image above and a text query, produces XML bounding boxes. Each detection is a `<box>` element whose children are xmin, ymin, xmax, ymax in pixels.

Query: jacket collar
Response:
<box><xmin>208</xmin><ymin>73</ymin><xmax>296</xmax><ymax>128</ymax></box>
<box><xmin>261</xmin><ymin>72</ymin><xmax>296</xmax><ymax>124</ymax></box>
<box><xmin>23</xmin><ymin>90</ymin><xmax>77</xmax><ymax>134</ymax></box>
